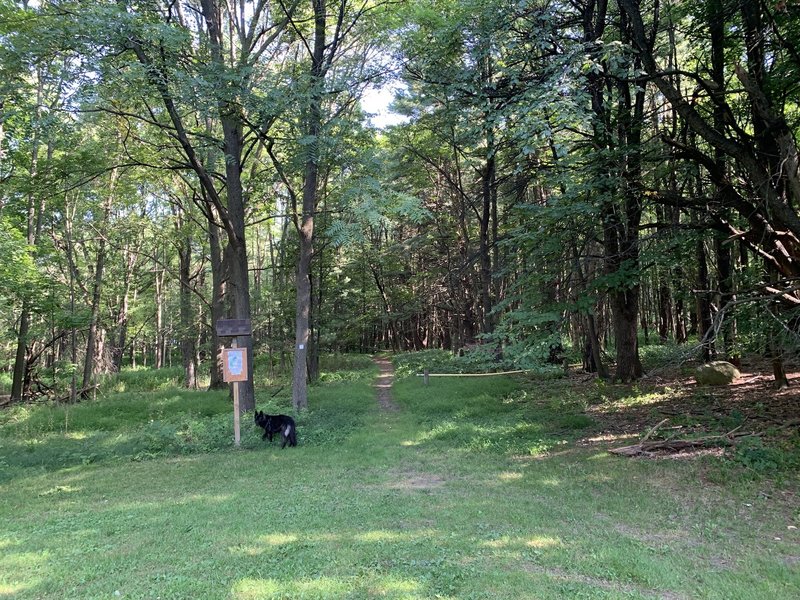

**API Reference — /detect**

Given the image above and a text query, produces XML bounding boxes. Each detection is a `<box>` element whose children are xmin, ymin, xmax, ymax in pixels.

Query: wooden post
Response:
<box><xmin>232</xmin><ymin>337</ymin><xmax>240</xmax><ymax>447</ymax></box>
<box><xmin>216</xmin><ymin>319</ymin><xmax>251</xmax><ymax>448</ymax></box>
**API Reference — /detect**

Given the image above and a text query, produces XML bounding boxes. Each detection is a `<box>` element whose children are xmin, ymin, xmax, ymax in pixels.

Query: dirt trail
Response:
<box><xmin>373</xmin><ymin>357</ymin><xmax>399</xmax><ymax>412</ymax></box>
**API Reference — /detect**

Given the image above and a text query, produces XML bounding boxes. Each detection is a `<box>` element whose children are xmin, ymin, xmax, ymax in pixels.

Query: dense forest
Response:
<box><xmin>2</xmin><ymin>0</ymin><xmax>799</xmax><ymax>410</ymax></box>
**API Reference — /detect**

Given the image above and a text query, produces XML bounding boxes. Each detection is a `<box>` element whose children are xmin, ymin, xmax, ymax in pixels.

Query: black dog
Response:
<box><xmin>254</xmin><ymin>410</ymin><xmax>297</xmax><ymax>448</ymax></box>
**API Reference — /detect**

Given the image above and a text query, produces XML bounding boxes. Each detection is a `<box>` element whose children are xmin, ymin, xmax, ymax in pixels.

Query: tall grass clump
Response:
<box><xmin>0</xmin><ymin>371</ymin><xmax>11</xmax><ymax>394</ymax></box>
<box><xmin>392</xmin><ymin>372</ymin><xmax>595</xmax><ymax>457</ymax></box>
<box><xmin>0</xmin><ymin>355</ymin><xmax>380</xmax><ymax>480</ymax></box>
<box><xmin>317</xmin><ymin>353</ymin><xmax>376</xmax><ymax>383</ymax></box>
<box><xmin>392</xmin><ymin>348</ymin><xmax>564</xmax><ymax>379</ymax></box>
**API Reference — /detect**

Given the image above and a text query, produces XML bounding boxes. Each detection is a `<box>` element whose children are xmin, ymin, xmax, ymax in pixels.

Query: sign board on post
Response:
<box><xmin>216</xmin><ymin>319</ymin><xmax>252</xmax><ymax>448</ymax></box>
<box><xmin>222</xmin><ymin>347</ymin><xmax>248</xmax><ymax>382</ymax></box>
<box><xmin>216</xmin><ymin>319</ymin><xmax>253</xmax><ymax>338</ymax></box>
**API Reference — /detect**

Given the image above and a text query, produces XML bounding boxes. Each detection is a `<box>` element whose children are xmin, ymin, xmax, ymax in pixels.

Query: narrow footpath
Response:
<box><xmin>373</xmin><ymin>356</ymin><xmax>399</xmax><ymax>412</ymax></box>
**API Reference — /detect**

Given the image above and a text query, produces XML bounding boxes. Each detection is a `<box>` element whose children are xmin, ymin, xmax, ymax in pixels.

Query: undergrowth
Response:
<box><xmin>391</xmin><ymin>349</ymin><xmax>563</xmax><ymax>378</ymax></box>
<box><xmin>0</xmin><ymin>356</ymin><xmax>377</xmax><ymax>480</ymax></box>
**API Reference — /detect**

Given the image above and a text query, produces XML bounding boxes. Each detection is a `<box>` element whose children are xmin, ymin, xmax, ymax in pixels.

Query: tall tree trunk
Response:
<box><xmin>10</xmin><ymin>75</ymin><xmax>45</xmax><ymax>402</ymax></box>
<box><xmin>709</xmin><ymin>0</ymin><xmax>738</xmax><ymax>365</ymax></box>
<box><xmin>11</xmin><ymin>303</ymin><xmax>32</xmax><ymax>402</ymax></box>
<box><xmin>112</xmin><ymin>263</ymin><xmax>132</xmax><ymax>373</ymax></box>
<box><xmin>82</xmin><ymin>175</ymin><xmax>115</xmax><ymax>397</ymax></box>
<box><xmin>178</xmin><ymin>233</ymin><xmax>197</xmax><ymax>389</ymax></box>
<box><xmin>293</xmin><ymin>0</ymin><xmax>326</xmax><ymax>412</ymax></box>
<box><xmin>154</xmin><ymin>265</ymin><xmax>165</xmax><ymax>370</ymax></box>
<box><xmin>657</xmin><ymin>273</ymin><xmax>672</xmax><ymax>343</ymax></box>
<box><xmin>200</xmin><ymin>0</ymin><xmax>255</xmax><ymax>412</ymax></box>
<box><xmin>207</xmin><ymin>208</ymin><xmax>226</xmax><ymax>390</ymax></box>
<box><xmin>480</xmin><ymin>150</ymin><xmax>495</xmax><ymax>334</ymax></box>
<box><xmin>696</xmin><ymin>234</ymin><xmax>715</xmax><ymax>361</ymax></box>
<box><xmin>479</xmin><ymin>52</ymin><xmax>496</xmax><ymax>336</ymax></box>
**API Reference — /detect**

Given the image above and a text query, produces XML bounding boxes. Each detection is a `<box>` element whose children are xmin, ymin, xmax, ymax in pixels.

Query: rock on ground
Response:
<box><xmin>695</xmin><ymin>361</ymin><xmax>741</xmax><ymax>386</ymax></box>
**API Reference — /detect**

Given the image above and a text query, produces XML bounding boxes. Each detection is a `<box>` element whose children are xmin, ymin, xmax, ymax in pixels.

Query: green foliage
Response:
<box><xmin>0</xmin><ymin>217</ymin><xmax>45</xmax><ymax>305</ymax></box>
<box><xmin>0</xmin><ymin>359</ymin><xmax>380</xmax><ymax>476</ymax></box>
<box><xmin>391</xmin><ymin>349</ymin><xmax>458</xmax><ymax>377</ymax></box>
<box><xmin>105</xmin><ymin>366</ymin><xmax>187</xmax><ymax>393</ymax></box>
<box><xmin>395</xmin><ymin>375</ymin><xmax>592</xmax><ymax>456</ymax></box>
<box><xmin>392</xmin><ymin>347</ymin><xmax>565</xmax><ymax>379</ymax></box>
<box><xmin>0</xmin><ymin>372</ymin><xmax>11</xmax><ymax>394</ymax></box>
<box><xmin>638</xmin><ymin>342</ymin><xmax>701</xmax><ymax>373</ymax></box>
<box><xmin>728</xmin><ymin>435</ymin><xmax>800</xmax><ymax>478</ymax></box>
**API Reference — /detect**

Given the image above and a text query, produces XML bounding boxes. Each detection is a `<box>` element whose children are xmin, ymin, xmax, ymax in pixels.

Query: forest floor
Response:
<box><xmin>567</xmin><ymin>359</ymin><xmax>800</xmax><ymax>461</ymax></box>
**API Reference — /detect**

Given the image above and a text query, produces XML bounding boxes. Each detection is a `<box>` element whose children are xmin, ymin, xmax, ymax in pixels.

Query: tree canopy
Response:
<box><xmin>2</xmin><ymin>0</ymin><xmax>799</xmax><ymax>403</ymax></box>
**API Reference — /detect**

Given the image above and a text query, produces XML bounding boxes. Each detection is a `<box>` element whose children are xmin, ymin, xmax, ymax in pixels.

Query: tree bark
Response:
<box><xmin>198</xmin><ymin>0</ymin><xmax>256</xmax><ymax>411</ymax></box>
<box><xmin>178</xmin><ymin>222</ymin><xmax>197</xmax><ymax>389</ymax></box>
<box><xmin>207</xmin><ymin>207</ymin><xmax>226</xmax><ymax>390</ymax></box>
<box><xmin>154</xmin><ymin>264</ymin><xmax>165</xmax><ymax>370</ymax></box>
<box><xmin>10</xmin><ymin>74</ymin><xmax>45</xmax><ymax>402</ymax></box>
<box><xmin>292</xmin><ymin>0</ymin><xmax>327</xmax><ymax>411</ymax></box>
<box><xmin>81</xmin><ymin>169</ymin><xmax>116</xmax><ymax>397</ymax></box>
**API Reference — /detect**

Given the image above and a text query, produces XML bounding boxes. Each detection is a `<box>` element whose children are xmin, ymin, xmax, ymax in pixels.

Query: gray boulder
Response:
<box><xmin>695</xmin><ymin>361</ymin><xmax>741</xmax><ymax>386</ymax></box>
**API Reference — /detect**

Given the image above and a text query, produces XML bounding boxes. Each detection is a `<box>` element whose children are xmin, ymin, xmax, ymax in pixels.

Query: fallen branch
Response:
<box><xmin>416</xmin><ymin>369</ymin><xmax>528</xmax><ymax>377</ymax></box>
<box><xmin>640</xmin><ymin>418</ymin><xmax>670</xmax><ymax>443</ymax></box>
<box><xmin>609</xmin><ymin>425</ymin><xmax>757</xmax><ymax>457</ymax></box>
<box><xmin>53</xmin><ymin>384</ymin><xmax>100</xmax><ymax>404</ymax></box>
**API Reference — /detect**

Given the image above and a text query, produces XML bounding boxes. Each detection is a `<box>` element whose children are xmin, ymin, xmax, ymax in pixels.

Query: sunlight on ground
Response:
<box><xmin>602</xmin><ymin>390</ymin><xmax>672</xmax><ymax>411</ymax></box>
<box><xmin>231</xmin><ymin>529</ymin><xmax>433</xmax><ymax>558</ymax></box>
<box><xmin>498</xmin><ymin>471</ymin><xmax>523</xmax><ymax>481</ymax></box>
<box><xmin>588</xmin><ymin>452</ymin><xmax>611</xmax><ymax>460</ymax></box>
<box><xmin>400</xmin><ymin>440</ymin><xmax>420</xmax><ymax>446</ymax></box>
<box><xmin>37</xmin><ymin>485</ymin><xmax>80</xmax><ymax>497</ymax></box>
<box><xmin>0</xmin><ymin>582</ymin><xmax>36</xmax><ymax>596</ymax></box>
<box><xmin>370</xmin><ymin>575</ymin><xmax>422</xmax><ymax>594</ymax></box>
<box><xmin>1</xmin><ymin>551</ymin><xmax>47</xmax><ymax>571</ymax></box>
<box><xmin>538</xmin><ymin>477</ymin><xmax>561</xmax><ymax>487</ymax></box>
<box><xmin>230</xmin><ymin>533</ymin><xmax>302</xmax><ymax>556</ymax></box>
<box><xmin>64</xmin><ymin>431</ymin><xmax>89</xmax><ymax>440</ymax></box>
<box><xmin>114</xmin><ymin>492</ymin><xmax>233</xmax><ymax>512</ymax></box>
<box><xmin>258</xmin><ymin>533</ymin><xmax>299</xmax><ymax>546</ymax></box>
<box><xmin>526</xmin><ymin>536</ymin><xmax>562</xmax><ymax>549</ymax></box>
<box><xmin>0</xmin><ymin>551</ymin><xmax>46</xmax><ymax>594</ymax></box>
<box><xmin>483</xmin><ymin>535</ymin><xmax>561</xmax><ymax>550</ymax></box>
<box><xmin>232</xmin><ymin>576</ymin><xmax>350</xmax><ymax>598</ymax></box>
<box><xmin>183</xmin><ymin>493</ymin><xmax>233</xmax><ymax>505</ymax></box>
<box><xmin>585</xmin><ymin>433</ymin><xmax>637</xmax><ymax>443</ymax></box>
<box><xmin>232</xmin><ymin>574</ymin><xmax>425</xmax><ymax>599</ymax></box>
<box><xmin>355</xmin><ymin>529</ymin><xmax>414</xmax><ymax>543</ymax></box>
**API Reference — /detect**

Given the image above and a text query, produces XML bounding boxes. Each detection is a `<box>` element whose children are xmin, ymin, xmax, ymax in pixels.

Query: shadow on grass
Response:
<box><xmin>0</xmin><ymin>460</ymin><xmax>694</xmax><ymax>600</ymax></box>
<box><xmin>6</xmin><ymin>444</ymin><xmax>797</xmax><ymax>600</ymax></box>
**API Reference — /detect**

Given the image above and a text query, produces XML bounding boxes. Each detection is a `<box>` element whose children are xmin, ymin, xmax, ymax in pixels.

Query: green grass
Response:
<box><xmin>1</xmin><ymin>357</ymin><xmax>798</xmax><ymax>599</ymax></box>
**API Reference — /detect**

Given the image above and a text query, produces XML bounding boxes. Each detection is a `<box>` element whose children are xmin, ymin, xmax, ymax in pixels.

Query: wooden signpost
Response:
<box><xmin>216</xmin><ymin>319</ymin><xmax>252</xmax><ymax>447</ymax></box>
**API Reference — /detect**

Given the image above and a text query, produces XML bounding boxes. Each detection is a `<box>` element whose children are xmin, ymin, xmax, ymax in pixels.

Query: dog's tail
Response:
<box><xmin>287</xmin><ymin>424</ymin><xmax>297</xmax><ymax>447</ymax></box>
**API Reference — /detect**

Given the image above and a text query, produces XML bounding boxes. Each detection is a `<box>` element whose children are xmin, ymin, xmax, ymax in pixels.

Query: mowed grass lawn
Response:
<box><xmin>1</xmin><ymin>358</ymin><xmax>798</xmax><ymax>599</ymax></box>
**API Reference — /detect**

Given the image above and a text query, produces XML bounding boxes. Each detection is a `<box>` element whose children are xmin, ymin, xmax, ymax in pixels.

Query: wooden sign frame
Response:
<box><xmin>215</xmin><ymin>319</ymin><xmax>252</xmax><ymax>337</ymax></box>
<box><xmin>222</xmin><ymin>347</ymin><xmax>248</xmax><ymax>382</ymax></box>
<box><xmin>220</xmin><ymin>342</ymin><xmax>249</xmax><ymax>448</ymax></box>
